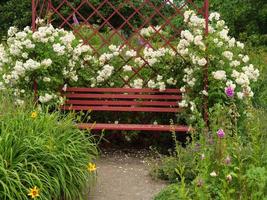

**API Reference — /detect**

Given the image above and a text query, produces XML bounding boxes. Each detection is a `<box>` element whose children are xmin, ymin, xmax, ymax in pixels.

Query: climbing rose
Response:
<box><xmin>217</xmin><ymin>129</ymin><xmax>225</xmax><ymax>138</ymax></box>
<box><xmin>225</xmin><ymin>86</ymin><xmax>234</xmax><ymax>97</ymax></box>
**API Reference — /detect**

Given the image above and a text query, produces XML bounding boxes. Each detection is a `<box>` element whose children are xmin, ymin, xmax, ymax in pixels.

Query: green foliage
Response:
<box><xmin>0</xmin><ymin>0</ymin><xmax>31</xmax><ymax>39</ymax></box>
<box><xmin>250</xmin><ymin>48</ymin><xmax>267</xmax><ymax>109</ymax></box>
<box><xmin>208</xmin><ymin>0</ymin><xmax>267</xmax><ymax>46</ymax></box>
<box><xmin>153</xmin><ymin>105</ymin><xmax>267</xmax><ymax>199</ymax></box>
<box><xmin>154</xmin><ymin>184</ymin><xmax>187</xmax><ymax>200</ymax></box>
<box><xmin>245</xmin><ymin>166</ymin><xmax>267</xmax><ymax>199</ymax></box>
<box><xmin>150</xmin><ymin>144</ymin><xmax>198</xmax><ymax>183</ymax></box>
<box><xmin>0</xmin><ymin>93</ymin><xmax>98</xmax><ymax>200</ymax></box>
<box><xmin>1</xmin><ymin>0</ymin><xmax>266</xmax><ymax>46</ymax></box>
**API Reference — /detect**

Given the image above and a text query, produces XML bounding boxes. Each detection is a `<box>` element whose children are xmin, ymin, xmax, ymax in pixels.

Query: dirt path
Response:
<box><xmin>89</xmin><ymin>150</ymin><xmax>166</xmax><ymax>200</ymax></box>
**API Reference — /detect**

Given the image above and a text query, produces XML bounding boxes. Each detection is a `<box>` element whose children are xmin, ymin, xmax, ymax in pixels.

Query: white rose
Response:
<box><xmin>242</xmin><ymin>55</ymin><xmax>249</xmax><ymax>63</ymax></box>
<box><xmin>197</xmin><ymin>58</ymin><xmax>207</xmax><ymax>66</ymax></box>
<box><xmin>212</xmin><ymin>70</ymin><xmax>226</xmax><ymax>80</ymax></box>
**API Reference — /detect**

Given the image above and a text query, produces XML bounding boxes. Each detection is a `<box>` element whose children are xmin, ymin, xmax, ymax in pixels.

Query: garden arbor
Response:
<box><xmin>32</xmin><ymin>0</ymin><xmax>210</xmax><ymax>127</ymax></box>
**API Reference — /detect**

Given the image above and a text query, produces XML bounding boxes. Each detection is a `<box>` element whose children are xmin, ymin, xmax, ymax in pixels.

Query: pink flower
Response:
<box><xmin>225</xmin><ymin>86</ymin><xmax>235</xmax><ymax>97</ymax></box>
<box><xmin>225</xmin><ymin>155</ymin><xmax>231</xmax><ymax>165</ymax></box>
<box><xmin>217</xmin><ymin>129</ymin><xmax>225</xmax><ymax>138</ymax></box>
<box><xmin>73</xmin><ymin>13</ymin><xmax>79</xmax><ymax>25</ymax></box>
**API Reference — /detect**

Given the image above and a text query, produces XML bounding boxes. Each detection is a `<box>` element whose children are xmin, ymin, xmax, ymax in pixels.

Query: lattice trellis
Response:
<box><xmin>32</xmin><ymin>0</ymin><xmax>208</xmax><ymax>88</ymax></box>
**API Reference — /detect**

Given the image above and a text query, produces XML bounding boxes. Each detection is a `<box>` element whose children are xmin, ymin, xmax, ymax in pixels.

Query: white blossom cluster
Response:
<box><xmin>143</xmin><ymin>47</ymin><xmax>175</xmax><ymax>66</ymax></box>
<box><xmin>147</xmin><ymin>75</ymin><xmax>169</xmax><ymax>91</ymax></box>
<box><xmin>131</xmin><ymin>78</ymin><xmax>143</xmax><ymax>89</ymax></box>
<box><xmin>92</xmin><ymin>64</ymin><xmax>114</xmax><ymax>87</ymax></box>
<box><xmin>179</xmin><ymin>9</ymin><xmax>260</xmax><ymax>109</ymax></box>
<box><xmin>0</xmin><ymin>24</ymin><xmax>93</xmax><ymax>105</ymax></box>
<box><xmin>140</xmin><ymin>25</ymin><xmax>163</xmax><ymax>37</ymax></box>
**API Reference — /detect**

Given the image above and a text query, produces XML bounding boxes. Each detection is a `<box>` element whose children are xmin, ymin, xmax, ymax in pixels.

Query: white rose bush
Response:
<box><xmin>177</xmin><ymin>10</ymin><xmax>260</xmax><ymax>126</ymax></box>
<box><xmin>0</xmin><ymin>23</ymin><xmax>93</xmax><ymax>105</ymax></box>
<box><xmin>0</xmin><ymin>24</ymin><xmax>185</xmax><ymax>105</ymax></box>
<box><xmin>0</xmin><ymin>10</ymin><xmax>260</xmax><ymax>119</ymax></box>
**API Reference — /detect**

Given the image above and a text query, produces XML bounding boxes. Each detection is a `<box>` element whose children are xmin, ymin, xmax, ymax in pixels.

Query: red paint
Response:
<box><xmin>65</xmin><ymin>87</ymin><xmax>182</xmax><ymax>93</ymax></box>
<box><xmin>61</xmin><ymin>105</ymin><xmax>182</xmax><ymax>113</ymax></box>
<box><xmin>65</xmin><ymin>93</ymin><xmax>182</xmax><ymax>100</ymax></box>
<box><xmin>65</xmin><ymin>100</ymin><xmax>179</xmax><ymax>107</ymax></box>
<box><xmin>32</xmin><ymin>0</ymin><xmax>207</xmax><ymax>88</ymax></box>
<box><xmin>78</xmin><ymin>123</ymin><xmax>189</xmax><ymax>132</ymax></box>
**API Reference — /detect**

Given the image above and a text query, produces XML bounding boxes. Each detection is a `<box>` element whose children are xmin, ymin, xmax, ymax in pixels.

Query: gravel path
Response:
<box><xmin>89</xmin><ymin>150</ymin><xmax>166</xmax><ymax>200</ymax></box>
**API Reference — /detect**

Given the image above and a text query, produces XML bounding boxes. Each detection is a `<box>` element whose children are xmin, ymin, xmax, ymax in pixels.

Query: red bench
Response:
<box><xmin>61</xmin><ymin>87</ymin><xmax>190</xmax><ymax>133</ymax></box>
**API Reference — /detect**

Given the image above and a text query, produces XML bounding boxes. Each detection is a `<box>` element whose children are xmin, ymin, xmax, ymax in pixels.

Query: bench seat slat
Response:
<box><xmin>77</xmin><ymin>123</ymin><xmax>189</xmax><ymax>132</ymax></box>
<box><xmin>66</xmin><ymin>87</ymin><xmax>182</xmax><ymax>93</ymax></box>
<box><xmin>65</xmin><ymin>93</ymin><xmax>182</xmax><ymax>100</ymax></box>
<box><xmin>65</xmin><ymin>100</ymin><xmax>179</xmax><ymax>107</ymax></box>
<box><xmin>62</xmin><ymin>105</ymin><xmax>182</xmax><ymax>113</ymax></box>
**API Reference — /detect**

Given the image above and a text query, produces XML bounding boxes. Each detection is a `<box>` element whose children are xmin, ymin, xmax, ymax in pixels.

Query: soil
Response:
<box><xmin>88</xmin><ymin>149</ymin><xmax>166</xmax><ymax>200</ymax></box>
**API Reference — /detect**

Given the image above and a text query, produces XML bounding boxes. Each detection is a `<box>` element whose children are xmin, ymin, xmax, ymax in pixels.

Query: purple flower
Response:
<box><xmin>225</xmin><ymin>155</ymin><xmax>231</xmax><ymax>165</ymax></box>
<box><xmin>73</xmin><ymin>13</ymin><xmax>79</xmax><ymax>25</ymax></box>
<box><xmin>217</xmin><ymin>129</ymin><xmax>225</xmax><ymax>138</ymax></box>
<box><xmin>225</xmin><ymin>86</ymin><xmax>234</xmax><ymax>97</ymax></box>
<box><xmin>138</xmin><ymin>38</ymin><xmax>145</xmax><ymax>45</ymax></box>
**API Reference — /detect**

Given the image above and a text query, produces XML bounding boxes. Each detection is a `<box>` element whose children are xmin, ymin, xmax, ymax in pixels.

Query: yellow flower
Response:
<box><xmin>31</xmin><ymin>111</ymin><xmax>38</xmax><ymax>119</ymax></box>
<box><xmin>87</xmin><ymin>162</ymin><xmax>97</xmax><ymax>172</ymax></box>
<box><xmin>28</xmin><ymin>186</ymin><xmax>40</xmax><ymax>199</ymax></box>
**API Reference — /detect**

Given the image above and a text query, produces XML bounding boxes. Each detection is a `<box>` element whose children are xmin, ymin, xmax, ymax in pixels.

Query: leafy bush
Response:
<box><xmin>0</xmin><ymin>23</ymin><xmax>94</xmax><ymax>105</ymax></box>
<box><xmin>0</xmin><ymin>0</ymin><xmax>31</xmax><ymax>39</ymax></box>
<box><xmin>153</xmin><ymin>105</ymin><xmax>267</xmax><ymax>199</ymax></box>
<box><xmin>0</xmin><ymin>93</ymin><xmax>98</xmax><ymax>199</ymax></box>
<box><xmin>150</xmin><ymin>146</ymin><xmax>197</xmax><ymax>183</ymax></box>
<box><xmin>208</xmin><ymin>0</ymin><xmax>267</xmax><ymax>46</ymax></box>
<box><xmin>0</xmin><ymin>22</ymin><xmax>185</xmax><ymax>105</ymax></box>
<box><xmin>1</xmin><ymin>0</ymin><xmax>266</xmax><ymax>46</ymax></box>
<box><xmin>154</xmin><ymin>184</ymin><xmax>184</xmax><ymax>200</ymax></box>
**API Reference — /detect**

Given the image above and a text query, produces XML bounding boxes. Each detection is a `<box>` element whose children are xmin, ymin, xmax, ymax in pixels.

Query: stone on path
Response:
<box><xmin>89</xmin><ymin>150</ymin><xmax>166</xmax><ymax>200</ymax></box>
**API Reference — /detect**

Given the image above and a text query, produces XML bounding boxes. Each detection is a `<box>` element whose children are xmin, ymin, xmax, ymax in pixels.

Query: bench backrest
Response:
<box><xmin>62</xmin><ymin>87</ymin><xmax>183</xmax><ymax>113</ymax></box>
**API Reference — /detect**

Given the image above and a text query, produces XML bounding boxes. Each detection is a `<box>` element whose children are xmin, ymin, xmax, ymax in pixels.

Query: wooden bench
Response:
<box><xmin>61</xmin><ymin>87</ymin><xmax>190</xmax><ymax>133</ymax></box>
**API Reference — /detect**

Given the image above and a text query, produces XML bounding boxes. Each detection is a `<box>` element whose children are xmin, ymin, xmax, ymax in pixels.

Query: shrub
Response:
<box><xmin>0</xmin><ymin>22</ymin><xmax>94</xmax><ymax>105</ymax></box>
<box><xmin>176</xmin><ymin>10</ymin><xmax>261</xmax><ymax>131</ymax></box>
<box><xmin>154</xmin><ymin>184</ymin><xmax>185</xmax><ymax>200</ymax></box>
<box><xmin>153</xmin><ymin>105</ymin><xmax>267</xmax><ymax>199</ymax></box>
<box><xmin>0</xmin><ymin>93</ymin><xmax>98</xmax><ymax>199</ymax></box>
<box><xmin>0</xmin><ymin>0</ymin><xmax>31</xmax><ymax>39</ymax></box>
<box><xmin>0</xmin><ymin>22</ymin><xmax>185</xmax><ymax>106</ymax></box>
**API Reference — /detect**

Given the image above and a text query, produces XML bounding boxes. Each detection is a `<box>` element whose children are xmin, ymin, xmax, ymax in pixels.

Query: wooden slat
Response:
<box><xmin>62</xmin><ymin>105</ymin><xmax>182</xmax><ymax>113</ymax></box>
<box><xmin>65</xmin><ymin>100</ymin><xmax>179</xmax><ymax>107</ymax></box>
<box><xmin>65</xmin><ymin>87</ymin><xmax>182</xmax><ymax>93</ymax></box>
<box><xmin>77</xmin><ymin>123</ymin><xmax>189</xmax><ymax>132</ymax></box>
<box><xmin>65</xmin><ymin>93</ymin><xmax>182</xmax><ymax>100</ymax></box>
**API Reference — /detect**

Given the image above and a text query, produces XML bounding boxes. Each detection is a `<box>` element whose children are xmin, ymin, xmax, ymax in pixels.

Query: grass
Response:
<box><xmin>0</xmin><ymin>93</ymin><xmax>98</xmax><ymax>199</ymax></box>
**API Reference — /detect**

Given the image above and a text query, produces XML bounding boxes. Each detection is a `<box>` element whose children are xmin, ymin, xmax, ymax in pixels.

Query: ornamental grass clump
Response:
<box><xmin>0</xmin><ymin>93</ymin><xmax>98</xmax><ymax>200</ymax></box>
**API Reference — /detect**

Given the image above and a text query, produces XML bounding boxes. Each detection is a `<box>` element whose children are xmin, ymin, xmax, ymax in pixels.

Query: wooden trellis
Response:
<box><xmin>32</xmin><ymin>0</ymin><xmax>210</xmax><ymax>124</ymax></box>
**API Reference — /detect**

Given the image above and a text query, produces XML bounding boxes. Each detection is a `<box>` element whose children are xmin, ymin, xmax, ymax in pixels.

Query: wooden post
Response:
<box><xmin>204</xmin><ymin>0</ymin><xmax>209</xmax><ymax>128</ymax></box>
<box><xmin>32</xmin><ymin>0</ymin><xmax>37</xmax><ymax>103</ymax></box>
